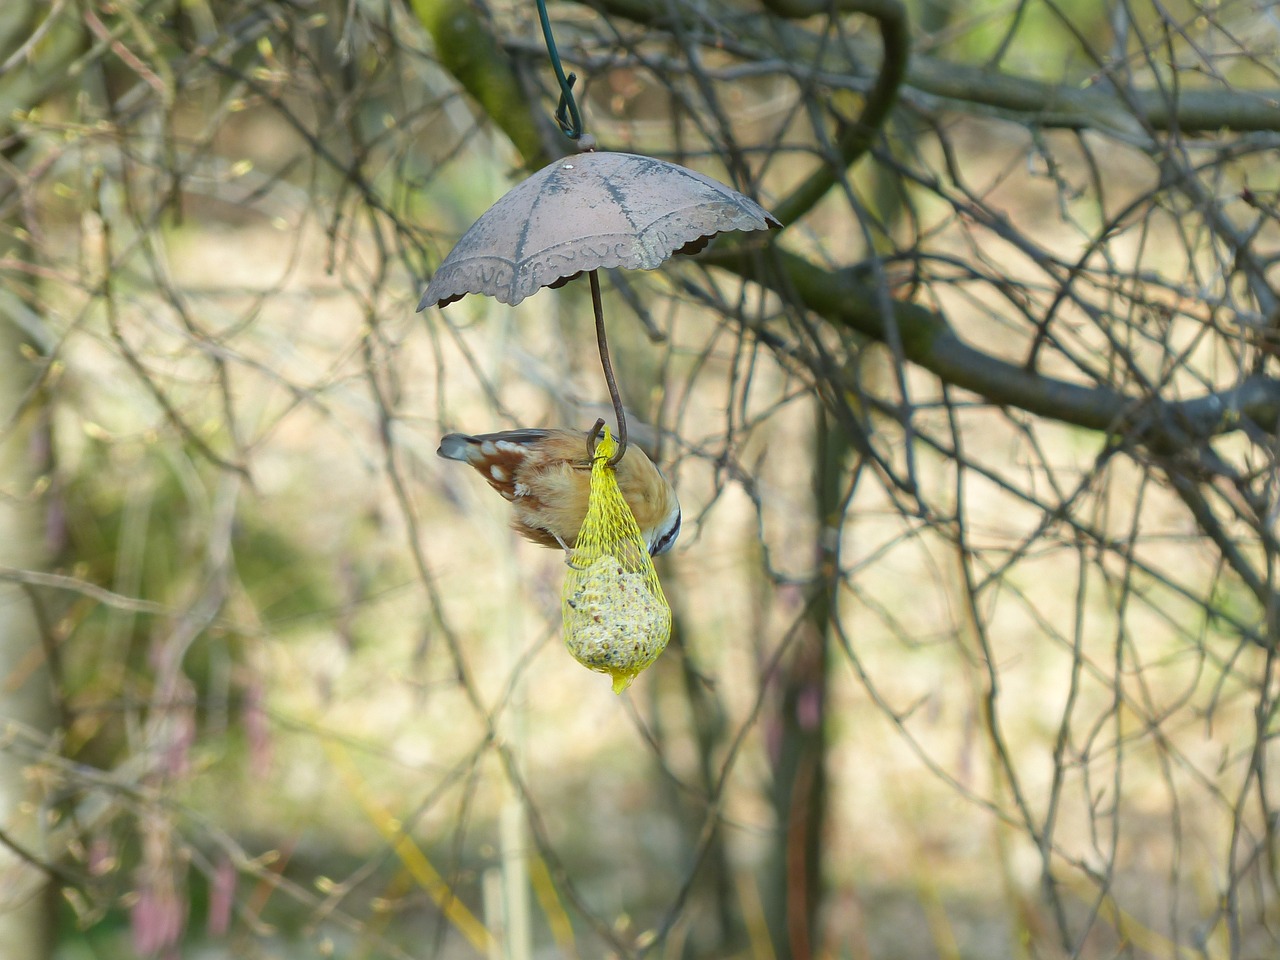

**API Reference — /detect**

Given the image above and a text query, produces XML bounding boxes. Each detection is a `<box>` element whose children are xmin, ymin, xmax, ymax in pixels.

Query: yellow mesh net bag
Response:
<box><xmin>562</xmin><ymin>428</ymin><xmax>672</xmax><ymax>693</ymax></box>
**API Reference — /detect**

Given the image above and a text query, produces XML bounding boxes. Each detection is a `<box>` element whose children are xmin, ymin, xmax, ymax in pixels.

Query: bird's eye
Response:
<box><xmin>651</xmin><ymin>510</ymin><xmax>681</xmax><ymax>556</ymax></box>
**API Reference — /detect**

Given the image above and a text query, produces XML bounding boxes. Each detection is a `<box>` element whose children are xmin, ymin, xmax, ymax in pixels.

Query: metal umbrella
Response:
<box><xmin>418</xmin><ymin>149</ymin><xmax>780</xmax><ymax>310</ymax></box>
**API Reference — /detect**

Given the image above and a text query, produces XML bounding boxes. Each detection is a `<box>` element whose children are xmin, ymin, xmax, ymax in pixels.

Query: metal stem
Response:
<box><xmin>535</xmin><ymin>0</ymin><xmax>582</xmax><ymax>140</ymax></box>
<box><xmin>589</xmin><ymin>270</ymin><xmax>627</xmax><ymax>465</ymax></box>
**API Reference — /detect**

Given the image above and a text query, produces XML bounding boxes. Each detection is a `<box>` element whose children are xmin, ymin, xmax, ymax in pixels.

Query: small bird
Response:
<box><xmin>437</xmin><ymin>427</ymin><xmax>681</xmax><ymax>557</ymax></box>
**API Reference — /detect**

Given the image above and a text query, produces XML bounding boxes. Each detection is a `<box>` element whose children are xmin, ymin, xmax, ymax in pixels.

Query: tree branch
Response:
<box><xmin>704</xmin><ymin>243</ymin><xmax>1280</xmax><ymax>446</ymax></box>
<box><xmin>766</xmin><ymin>0</ymin><xmax>910</xmax><ymax>225</ymax></box>
<box><xmin>0</xmin><ymin>2</ymin><xmax>84</xmax><ymax>143</ymax></box>
<box><xmin>908</xmin><ymin>58</ymin><xmax>1280</xmax><ymax>137</ymax></box>
<box><xmin>408</xmin><ymin>0</ymin><xmax>554</xmax><ymax>170</ymax></box>
<box><xmin>582</xmin><ymin>0</ymin><xmax>1280</xmax><ymax>137</ymax></box>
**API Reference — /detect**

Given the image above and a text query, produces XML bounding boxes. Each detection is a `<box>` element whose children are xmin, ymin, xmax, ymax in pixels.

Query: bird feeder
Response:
<box><xmin>418</xmin><ymin>0</ymin><xmax>780</xmax><ymax>689</ymax></box>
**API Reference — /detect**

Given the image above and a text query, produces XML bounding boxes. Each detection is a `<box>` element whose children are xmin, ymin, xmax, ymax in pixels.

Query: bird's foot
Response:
<box><xmin>556</xmin><ymin>534</ymin><xmax>585</xmax><ymax>569</ymax></box>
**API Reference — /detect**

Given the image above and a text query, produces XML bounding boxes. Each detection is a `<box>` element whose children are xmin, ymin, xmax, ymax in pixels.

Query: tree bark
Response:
<box><xmin>763</xmin><ymin>410</ymin><xmax>846</xmax><ymax>959</ymax></box>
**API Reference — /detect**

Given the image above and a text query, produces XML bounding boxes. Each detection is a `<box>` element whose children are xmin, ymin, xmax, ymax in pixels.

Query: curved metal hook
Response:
<box><xmin>586</xmin><ymin>417</ymin><xmax>606</xmax><ymax>460</ymax></box>
<box><xmin>536</xmin><ymin>0</ymin><xmax>583</xmax><ymax>140</ymax></box>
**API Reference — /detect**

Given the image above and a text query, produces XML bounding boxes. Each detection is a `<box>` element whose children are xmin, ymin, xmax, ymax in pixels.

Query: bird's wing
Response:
<box><xmin>438</xmin><ymin>429</ymin><xmax>586</xmax><ymax>502</ymax></box>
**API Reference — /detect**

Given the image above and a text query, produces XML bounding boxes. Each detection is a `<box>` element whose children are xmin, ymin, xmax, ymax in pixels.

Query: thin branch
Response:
<box><xmin>765</xmin><ymin>0</ymin><xmax>910</xmax><ymax>224</ymax></box>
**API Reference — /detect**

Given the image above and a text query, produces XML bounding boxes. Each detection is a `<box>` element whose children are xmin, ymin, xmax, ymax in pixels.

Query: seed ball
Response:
<box><xmin>564</xmin><ymin>556</ymin><xmax>671</xmax><ymax>690</ymax></box>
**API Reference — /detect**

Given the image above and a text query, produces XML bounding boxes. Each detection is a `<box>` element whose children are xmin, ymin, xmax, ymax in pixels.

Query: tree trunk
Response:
<box><xmin>764</xmin><ymin>410</ymin><xmax>847</xmax><ymax>959</ymax></box>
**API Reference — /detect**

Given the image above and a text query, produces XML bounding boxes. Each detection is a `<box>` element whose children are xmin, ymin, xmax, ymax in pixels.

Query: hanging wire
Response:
<box><xmin>536</xmin><ymin>0</ymin><xmax>583</xmax><ymax>140</ymax></box>
<box><xmin>589</xmin><ymin>270</ymin><xmax>628</xmax><ymax>465</ymax></box>
<box><xmin>536</xmin><ymin>1</ymin><xmax>627</xmax><ymax>464</ymax></box>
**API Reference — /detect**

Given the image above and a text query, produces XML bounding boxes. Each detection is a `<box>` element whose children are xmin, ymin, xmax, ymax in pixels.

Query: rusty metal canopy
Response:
<box><xmin>419</xmin><ymin>151</ymin><xmax>781</xmax><ymax>309</ymax></box>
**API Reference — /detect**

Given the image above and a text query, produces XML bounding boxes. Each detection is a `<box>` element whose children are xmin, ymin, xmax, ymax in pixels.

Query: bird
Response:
<box><xmin>437</xmin><ymin>426</ymin><xmax>681</xmax><ymax>557</ymax></box>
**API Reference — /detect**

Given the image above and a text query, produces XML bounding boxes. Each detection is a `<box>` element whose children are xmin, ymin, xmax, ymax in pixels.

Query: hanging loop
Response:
<box><xmin>556</xmin><ymin>73</ymin><xmax>579</xmax><ymax>138</ymax></box>
<box><xmin>536</xmin><ymin>0</ymin><xmax>583</xmax><ymax>140</ymax></box>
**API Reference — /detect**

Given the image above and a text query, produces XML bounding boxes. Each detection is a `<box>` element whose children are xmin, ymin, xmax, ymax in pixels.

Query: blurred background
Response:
<box><xmin>2</xmin><ymin>0</ymin><xmax>1279</xmax><ymax>957</ymax></box>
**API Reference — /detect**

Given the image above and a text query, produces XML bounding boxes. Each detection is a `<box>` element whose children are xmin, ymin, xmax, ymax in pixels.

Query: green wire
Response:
<box><xmin>535</xmin><ymin>0</ymin><xmax>583</xmax><ymax>139</ymax></box>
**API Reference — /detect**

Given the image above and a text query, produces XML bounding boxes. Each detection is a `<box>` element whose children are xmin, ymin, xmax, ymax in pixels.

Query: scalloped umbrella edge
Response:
<box><xmin>418</xmin><ymin>151</ymin><xmax>781</xmax><ymax>310</ymax></box>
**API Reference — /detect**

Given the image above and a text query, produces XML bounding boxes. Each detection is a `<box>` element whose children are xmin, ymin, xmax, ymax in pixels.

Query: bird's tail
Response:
<box><xmin>438</xmin><ymin>429</ymin><xmax>554</xmax><ymax>464</ymax></box>
<box><xmin>437</xmin><ymin>433</ymin><xmax>475</xmax><ymax>462</ymax></box>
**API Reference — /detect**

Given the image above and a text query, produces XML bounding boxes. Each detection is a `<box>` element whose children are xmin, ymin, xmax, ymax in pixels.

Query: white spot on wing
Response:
<box><xmin>496</xmin><ymin>440</ymin><xmax>524</xmax><ymax>454</ymax></box>
<box><xmin>490</xmin><ymin>465</ymin><xmax>506</xmax><ymax>481</ymax></box>
<box><xmin>480</xmin><ymin>441</ymin><xmax>498</xmax><ymax>456</ymax></box>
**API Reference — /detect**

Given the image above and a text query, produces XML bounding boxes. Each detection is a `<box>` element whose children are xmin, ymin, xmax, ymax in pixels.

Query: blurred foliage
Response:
<box><xmin>54</xmin><ymin>437</ymin><xmax>332</xmax><ymax>754</ymax></box>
